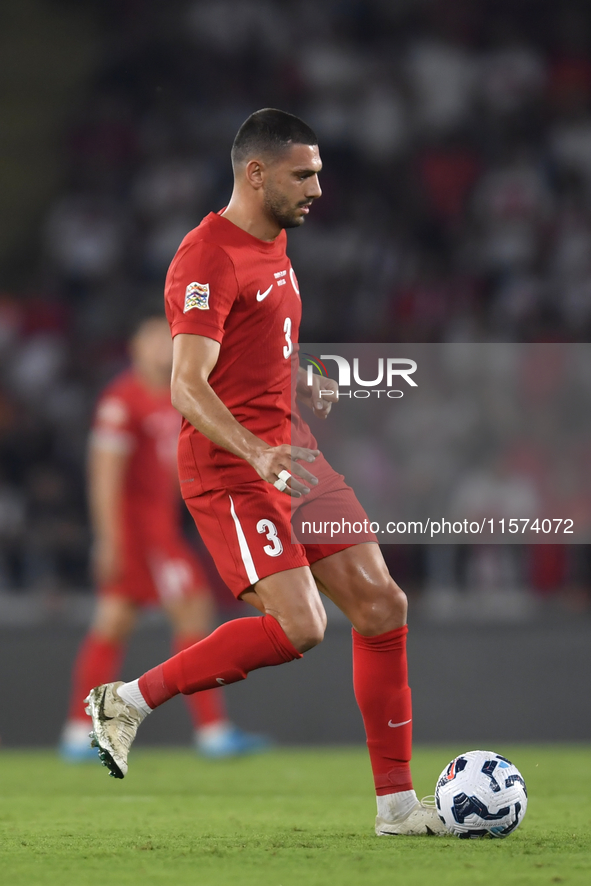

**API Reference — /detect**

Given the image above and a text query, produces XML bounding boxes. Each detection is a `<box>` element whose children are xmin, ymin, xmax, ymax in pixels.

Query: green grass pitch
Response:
<box><xmin>0</xmin><ymin>745</ymin><xmax>590</xmax><ymax>886</ymax></box>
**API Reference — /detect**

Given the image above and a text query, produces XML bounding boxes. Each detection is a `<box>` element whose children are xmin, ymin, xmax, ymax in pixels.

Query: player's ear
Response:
<box><xmin>244</xmin><ymin>159</ymin><xmax>265</xmax><ymax>190</ymax></box>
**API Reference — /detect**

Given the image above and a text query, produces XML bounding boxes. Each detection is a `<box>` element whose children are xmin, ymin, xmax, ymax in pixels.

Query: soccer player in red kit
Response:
<box><xmin>86</xmin><ymin>109</ymin><xmax>446</xmax><ymax>835</ymax></box>
<box><xmin>61</xmin><ymin>313</ymin><xmax>267</xmax><ymax>759</ymax></box>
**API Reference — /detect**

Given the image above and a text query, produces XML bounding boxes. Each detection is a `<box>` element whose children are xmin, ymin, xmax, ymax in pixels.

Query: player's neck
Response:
<box><xmin>221</xmin><ymin>194</ymin><xmax>281</xmax><ymax>242</ymax></box>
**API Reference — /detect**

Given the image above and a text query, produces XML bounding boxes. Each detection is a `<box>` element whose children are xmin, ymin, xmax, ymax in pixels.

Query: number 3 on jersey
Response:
<box><xmin>283</xmin><ymin>317</ymin><xmax>292</xmax><ymax>359</ymax></box>
<box><xmin>257</xmin><ymin>519</ymin><xmax>283</xmax><ymax>557</ymax></box>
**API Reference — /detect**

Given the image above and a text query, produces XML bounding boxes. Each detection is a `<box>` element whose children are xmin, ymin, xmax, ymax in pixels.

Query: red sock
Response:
<box><xmin>173</xmin><ymin>634</ymin><xmax>228</xmax><ymax>728</ymax></box>
<box><xmin>67</xmin><ymin>634</ymin><xmax>124</xmax><ymax>722</ymax></box>
<box><xmin>352</xmin><ymin>625</ymin><xmax>413</xmax><ymax>796</ymax></box>
<box><xmin>139</xmin><ymin>615</ymin><xmax>301</xmax><ymax>709</ymax></box>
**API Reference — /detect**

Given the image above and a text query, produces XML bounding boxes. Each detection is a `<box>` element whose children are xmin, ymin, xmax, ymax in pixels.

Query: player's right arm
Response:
<box><xmin>171</xmin><ymin>333</ymin><xmax>318</xmax><ymax>497</ymax></box>
<box><xmin>88</xmin><ymin>398</ymin><xmax>132</xmax><ymax>585</ymax></box>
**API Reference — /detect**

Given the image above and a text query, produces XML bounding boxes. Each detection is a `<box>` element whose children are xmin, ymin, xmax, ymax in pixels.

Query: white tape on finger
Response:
<box><xmin>273</xmin><ymin>470</ymin><xmax>291</xmax><ymax>492</ymax></box>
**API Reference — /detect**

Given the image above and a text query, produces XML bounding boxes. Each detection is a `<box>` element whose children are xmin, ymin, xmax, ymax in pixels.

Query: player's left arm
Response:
<box><xmin>296</xmin><ymin>366</ymin><xmax>338</xmax><ymax>419</ymax></box>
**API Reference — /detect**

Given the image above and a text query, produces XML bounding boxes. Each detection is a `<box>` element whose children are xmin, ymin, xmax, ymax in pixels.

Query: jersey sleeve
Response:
<box><xmin>90</xmin><ymin>391</ymin><xmax>136</xmax><ymax>455</ymax></box>
<box><xmin>165</xmin><ymin>239</ymin><xmax>239</xmax><ymax>343</ymax></box>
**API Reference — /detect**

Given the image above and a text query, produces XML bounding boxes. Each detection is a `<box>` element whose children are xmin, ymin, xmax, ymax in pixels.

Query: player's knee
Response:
<box><xmin>353</xmin><ymin>579</ymin><xmax>407</xmax><ymax>636</ymax></box>
<box><xmin>286</xmin><ymin>607</ymin><xmax>327</xmax><ymax>653</ymax></box>
<box><xmin>92</xmin><ymin>621</ymin><xmax>131</xmax><ymax>644</ymax></box>
<box><xmin>92</xmin><ymin>598</ymin><xmax>136</xmax><ymax>643</ymax></box>
<box><xmin>293</xmin><ymin>622</ymin><xmax>325</xmax><ymax>653</ymax></box>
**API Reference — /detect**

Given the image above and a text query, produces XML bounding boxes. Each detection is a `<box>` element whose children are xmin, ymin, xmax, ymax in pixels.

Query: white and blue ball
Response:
<box><xmin>435</xmin><ymin>750</ymin><xmax>527</xmax><ymax>838</ymax></box>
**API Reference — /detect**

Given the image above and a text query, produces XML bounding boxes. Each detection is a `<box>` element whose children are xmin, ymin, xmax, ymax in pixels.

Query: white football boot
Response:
<box><xmin>85</xmin><ymin>681</ymin><xmax>143</xmax><ymax>779</ymax></box>
<box><xmin>376</xmin><ymin>796</ymin><xmax>449</xmax><ymax>836</ymax></box>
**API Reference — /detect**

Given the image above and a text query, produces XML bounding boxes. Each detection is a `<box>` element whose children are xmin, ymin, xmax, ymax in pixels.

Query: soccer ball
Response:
<box><xmin>435</xmin><ymin>750</ymin><xmax>527</xmax><ymax>838</ymax></box>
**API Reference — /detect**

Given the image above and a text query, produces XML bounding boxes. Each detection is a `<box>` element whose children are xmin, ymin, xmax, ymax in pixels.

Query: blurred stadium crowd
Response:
<box><xmin>1</xmin><ymin>0</ymin><xmax>591</xmax><ymax>608</ymax></box>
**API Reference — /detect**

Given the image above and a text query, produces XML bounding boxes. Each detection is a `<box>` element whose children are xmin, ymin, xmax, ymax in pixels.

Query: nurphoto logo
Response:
<box><xmin>302</xmin><ymin>353</ymin><xmax>418</xmax><ymax>399</ymax></box>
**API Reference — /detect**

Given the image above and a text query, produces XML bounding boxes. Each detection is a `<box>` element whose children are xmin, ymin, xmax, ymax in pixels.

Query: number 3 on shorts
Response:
<box><xmin>257</xmin><ymin>519</ymin><xmax>284</xmax><ymax>557</ymax></box>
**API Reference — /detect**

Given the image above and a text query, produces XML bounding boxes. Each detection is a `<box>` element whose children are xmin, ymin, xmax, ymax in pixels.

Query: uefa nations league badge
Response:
<box><xmin>184</xmin><ymin>281</ymin><xmax>210</xmax><ymax>312</ymax></box>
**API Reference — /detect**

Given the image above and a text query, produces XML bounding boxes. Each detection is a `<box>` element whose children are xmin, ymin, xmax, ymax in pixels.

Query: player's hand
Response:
<box><xmin>249</xmin><ymin>444</ymin><xmax>319</xmax><ymax>497</ymax></box>
<box><xmin>297</xmin><ymin>371</ymin><xmax>339</xmax><ymax>419</ymax></box>
<box><xmin>92</xmin><ymin>537</ymin><xmax>122</xmax><ymax>585</ymax></box>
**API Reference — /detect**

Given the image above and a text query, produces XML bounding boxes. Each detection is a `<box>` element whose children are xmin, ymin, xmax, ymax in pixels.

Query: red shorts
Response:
<box><xmin>101</xmin><ymin>532</ymin><xmax>209</xmax><ymax>606</ymax></box>
<box><xmin>184</xmin><ymin>455</ymin><xmax>376</xmax><ymax>598</ymax></box>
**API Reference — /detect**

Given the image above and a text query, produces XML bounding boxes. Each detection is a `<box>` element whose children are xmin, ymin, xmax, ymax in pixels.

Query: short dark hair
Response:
<box><xmin>231</xmin><ymin>108</ymin><xmax>318</xmax><ymax>168</ymax></box>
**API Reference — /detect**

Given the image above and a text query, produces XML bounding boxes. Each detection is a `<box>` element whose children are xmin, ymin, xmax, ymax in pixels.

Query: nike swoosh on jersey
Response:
<box><xmin>388</xmin><ymin>718</ymin><xmax>412</xmax><ymax>728</ymax></box>
<box><xmin>216</xmin><ymin>677</ymin><xmax>226</xmax><ymax>685</ymax></box>
<box><xmin>256</xmin><ymin>285</ymin><xmax>273</xmax><ymax>301</ymax></box>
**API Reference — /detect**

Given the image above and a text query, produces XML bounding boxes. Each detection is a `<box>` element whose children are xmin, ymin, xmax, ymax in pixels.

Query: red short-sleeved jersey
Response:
<box><xmin>92</xmin><ymin>370</ymin><xmax>181</xmax><ymax>539</ymax></box>
<box><xmin>164</xmin><ymin>211</ymin><xmax>316</xmax><ymax>496</ymax></box>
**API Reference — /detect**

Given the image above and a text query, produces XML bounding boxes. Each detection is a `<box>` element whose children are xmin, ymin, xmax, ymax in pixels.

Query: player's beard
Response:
<box><xmin>263</xmin><ymin>182</ymin><xmax>307</xmax><ymax>229</ymax></box>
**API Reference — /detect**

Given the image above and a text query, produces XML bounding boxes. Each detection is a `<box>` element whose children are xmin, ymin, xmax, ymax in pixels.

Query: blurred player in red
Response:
<box><xmin>60</xmin><ymin>313</ymin><xmax>268</xmax><ymax>759</ymax></box>
<box><xmin>86</xmin><ymin>110</ymin><xmax>446</xmax><ymax>836</ymax></box>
